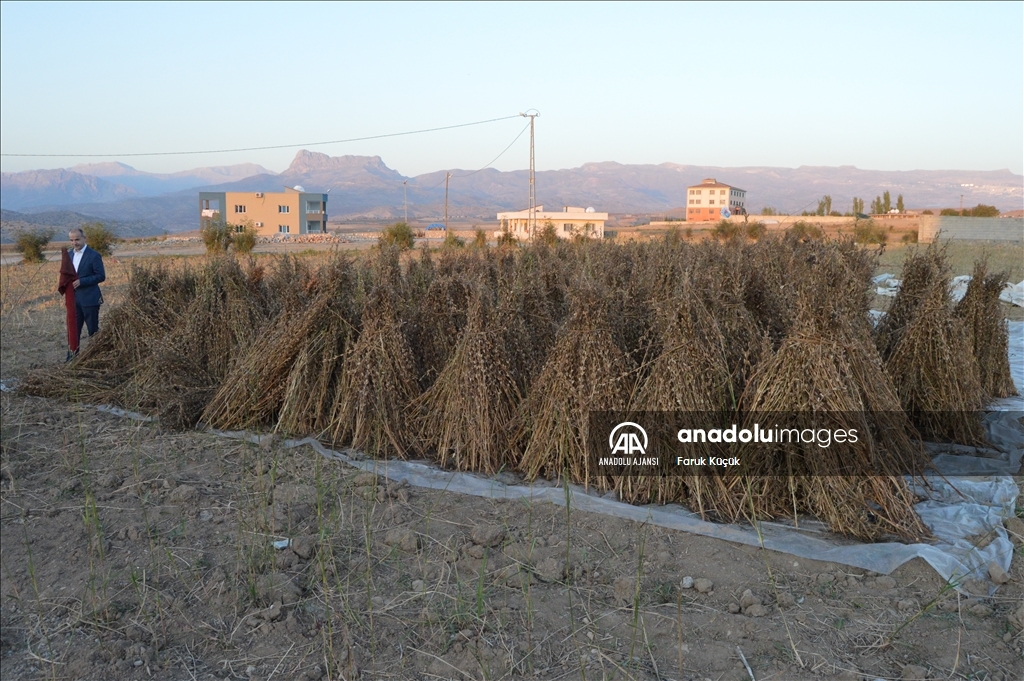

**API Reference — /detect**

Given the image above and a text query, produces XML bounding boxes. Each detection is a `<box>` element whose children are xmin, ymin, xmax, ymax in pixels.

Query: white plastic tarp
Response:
<box><xmin>873</xmin><ymin>273</ymin><xmax>1024</xmax><ymax>307</ymax></box>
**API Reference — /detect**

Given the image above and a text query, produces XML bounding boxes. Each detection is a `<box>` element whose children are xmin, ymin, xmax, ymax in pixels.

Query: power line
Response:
<box><xmin>0</xmin><ymin>114</ymin><xmax>522</xmax><ymax>158</ymax></box>
<box><xmin>421</xmin><ymin>121</ymin><xmax>531</xmax><ymax>190</ymax></box>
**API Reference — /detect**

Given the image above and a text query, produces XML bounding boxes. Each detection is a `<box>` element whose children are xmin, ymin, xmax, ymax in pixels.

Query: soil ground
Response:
<box><xmin>2</xmin><ymin>242</ymin><xmax>1023</xmax><ymax>681</ymax></box>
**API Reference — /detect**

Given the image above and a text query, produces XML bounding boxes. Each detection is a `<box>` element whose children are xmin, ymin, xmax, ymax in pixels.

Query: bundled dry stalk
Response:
<box><xmin>412</xmin><ymin>294</ymin><xmax>521</xmax><ymax>473</ymax></box>
<box><xmin>518</xmin><ymin>284</ymin><xmax>635</xmax><ymax>488</ymax></box>
<box><xmin>327</xmin><ymin>287</ymin><xmax>419</xmax><ymax>457</ymax></box>
<box><xmin>739</xmin><ymin>314</ymin><xmax>929</xmax><ymax>540</ymax></box>
<box><xmin>954</xmin><ymin>260</ymin><xmax>1017</xmax><ymax>399</ymax></box>
<box><xmin>877</xmin><ymin>246</ymin><xmax>986</xmax><ymax>443</ymax></box>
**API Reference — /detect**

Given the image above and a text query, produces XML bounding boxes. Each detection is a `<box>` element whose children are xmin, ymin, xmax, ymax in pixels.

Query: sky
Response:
<box><xmin>1</xmin><ymin>1</ymin><xmax>1022</xmax><ymax>177</ymax></box>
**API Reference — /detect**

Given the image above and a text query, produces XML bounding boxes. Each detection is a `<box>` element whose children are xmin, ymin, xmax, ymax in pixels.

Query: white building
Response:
<box><xmin>686</xmin><ymin>178</ymin><xmax>746</xmax><ymax>222</ymax></box>
<box><xmin>495</xmin><ymin>206</ymin><xmax>608</xmax><ymax>241</ymax></box>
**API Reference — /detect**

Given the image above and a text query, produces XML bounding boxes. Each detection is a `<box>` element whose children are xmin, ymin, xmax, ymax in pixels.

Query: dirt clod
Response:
<box><xmin>168</xmin><ymin>484</ymin><xmax>198</xmax><ymax>504</ymax></box>
<box><xmin>988</xmin><ymin>561</ymin><xmax>1011</xmax><ymax>584</ymax></box>
<box><xmin>901</xmin><ymin>664</ymin><xmax>928</xmax><ymax>680</ymax></box>
<box><xmin>384</xmin><ymin>528</ymin><xmax>420</xmax><ymax>552</ymax></box>
<box><xmin>694</xmin><ymin>578</ymin><xmax>713</xmax><ymax>593</ymax></box>
<box><xmin>470</xmin><ymin>524</ymin><xmax>506</xmax><ymax>547</ymax></box>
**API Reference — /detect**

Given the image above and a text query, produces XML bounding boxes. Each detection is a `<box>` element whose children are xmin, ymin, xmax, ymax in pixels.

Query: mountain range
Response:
<box><xmin>2</xmin><ymin>151</ymin><xmax>1021</xmax><ymax>234</ymax></box>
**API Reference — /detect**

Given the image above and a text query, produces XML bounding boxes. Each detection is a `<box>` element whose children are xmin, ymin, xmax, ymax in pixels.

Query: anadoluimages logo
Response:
<box><xmin>609</xmin><ymin>422</ymin><xmax>648</xmax><ymax>455</ymax></box>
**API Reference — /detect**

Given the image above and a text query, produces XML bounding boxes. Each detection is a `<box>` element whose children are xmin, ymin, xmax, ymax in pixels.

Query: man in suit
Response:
<box><xmin>68</xmin><ymin>228</ymin><xmax>105</xmax><ymax>347</ymax></box>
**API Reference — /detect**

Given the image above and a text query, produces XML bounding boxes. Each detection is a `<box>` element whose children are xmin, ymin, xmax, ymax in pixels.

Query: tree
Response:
<box><xmin>870</xmin><ymin>196</ymin><xmax>883</xmax><ymax>214</ymax></box>
<box><xmin>200</xmin><ymin>221</ymin><xmax>232</xmax><ymax>254</ymax></box>
<box><xmin>14</xmin><ymin>229</ymin><xmax>53</xmax><ymax>263</ymax></box>
<box><xmin>232</xmin><ymin>222</ymin><xmax>257</xmax><ymax>254</ymax></box>
<box><xmin>379</xmin><ymin>222</ymin><xmax>415</xmax><ymax>250</ymax></box>
<box><xmin>967</xmin><ymin>204</ymin><xmax>999</xmax><ymax>217</ymax></box>
<box><xmin>896</xmin><ymin>194</ymin><xmax>905</xmax><ymax>213</ymax></box>
<box><xmin>882</xmin><ymin>191</ymin><xmax>891</xmax><ymax>213</ymax></box>
<box><xmin>81</xmin><ymin>222</ymin><xmax>118</xmax><ymax>256</ymax></box>
<box><xmin>760</xmin><ymin>207</ymin><xmax>778</xmax><ymax>216</ymax></box>
<box><xmin>851</xmin><ymin>197</ymin><xmax>865</xmax><ymax>215</ymax></box>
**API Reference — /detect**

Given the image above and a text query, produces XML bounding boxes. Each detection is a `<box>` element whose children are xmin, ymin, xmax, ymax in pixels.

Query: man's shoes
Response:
<box><xmin>66</xmin><ymin>349</ymin><xmax>79</xmax><ymax>363</ymax></box>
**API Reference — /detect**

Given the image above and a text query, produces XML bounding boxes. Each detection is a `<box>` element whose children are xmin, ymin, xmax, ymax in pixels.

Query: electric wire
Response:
<box><xmin>0</xmin><ymin>114</ymin><xmax>522</xmax><ymax>158</ymax></box>
<box><xmin>420</xmin><ymin>121</ymin><xmax>532</xmax><ymax>190</ymax></box>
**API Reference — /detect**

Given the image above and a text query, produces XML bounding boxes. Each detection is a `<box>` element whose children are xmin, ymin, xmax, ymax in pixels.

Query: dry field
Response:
<box><xmin>1</xmin><ymin>240</ymin><xmax>1023</xmax><ymax>681</ymax></box>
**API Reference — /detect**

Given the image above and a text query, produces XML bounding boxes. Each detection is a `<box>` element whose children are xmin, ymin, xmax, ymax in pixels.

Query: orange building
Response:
<box><xmin>198</xmin><ymin>186</ymin><xmax>327</xmax><ymax>236</ymax></box>
<box><xmin>685</xmin><ymin>178</ymin><xmax>746</xmax><ymax>222</ymax></box>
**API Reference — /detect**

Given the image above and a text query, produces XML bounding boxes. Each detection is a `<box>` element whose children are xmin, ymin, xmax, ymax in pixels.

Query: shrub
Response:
<box><xmin>81</xmin><ymin>222</ymin><xmax>118</xmax><ymax>256</ymax></box>
<box><xmin>853</xmin><ymin>220</ymin><xmax>887</xmax><ymax>245</ymax></box>
<box><xmin>14</xmin><ymin>229</ymin><xmax>53</xmax><ymax>263</ymax></box>
<box><xmin>538</xmin><ymin>222</ymin><xmax>558</xmax><ymax>246</ymax></box>
<box><xmin>921</xmin><ymin>210</ymin><xmax>933</xmax><ymax>215</ymax></box>
<box><xmin>443</xmin><ymin>231</ymin><xmax>465</xmax><ymax>249</ymax></box>
<box><xmin>711</xmin><ymin>220</ymin><xmax>741</xmax><ymax>241</ymax></box>
<box><xmin>472</xmin><ymin>229</ymin><xmax>488</xmax><ymax>248</ymax></box>
<box><xmin>745</xmin><ymin>221</ymin><xmax>766</xmax><ymax>241</ymax></box>
<box><xmin>496</xmin><ymin>230</ymin><xmax>517</xmax><ymax>247</ymax></box>
<box><xmin>379</xmin><ymin>222</ymin><xmax>415</xmax><ymax>250</ymax></box>
<box><xmin>788</xmin><ymin>221</ymin><xmax>823</xmax><ymax>240</ymax></box>
<box><xmin>233</xmin><ymin>226</ymin><xmax>257</xmax><ymax>254</ymax></box>
<box><xmin>201</xmin><ymin>221</ymin><xmax>232</xmax><ymax>254</ymax></box>
<box><xmin>901</xmin><ymin>231</ymin><xmax>919</xmax><ymax>244</ymax></box>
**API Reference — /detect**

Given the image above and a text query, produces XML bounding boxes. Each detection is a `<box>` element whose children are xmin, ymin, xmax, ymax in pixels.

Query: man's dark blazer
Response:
<box><xmin>75</xmin><ymin>246</ymin><xmax>105</xmax><ymax>307</ymax></box>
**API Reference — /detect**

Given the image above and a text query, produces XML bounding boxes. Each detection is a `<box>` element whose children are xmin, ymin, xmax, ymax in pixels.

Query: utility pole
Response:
<box><xmin>403</xmin><ymin>180</ymin><xmax>408</xmax><ymax>225</ymax></box>
<box><xmin>444</xmin><ymin>172</ymin><xmax>451</xmax><ymax>234</ymax></box>
<box><xmin>960</xmin><ymin>194</ymin><xmax>964</xmax><ymax>217</ymax></box>
<box><xmin>520</xmin><ymin>111</ymin><xmax>539</xmax><ymax>241</ymax></box>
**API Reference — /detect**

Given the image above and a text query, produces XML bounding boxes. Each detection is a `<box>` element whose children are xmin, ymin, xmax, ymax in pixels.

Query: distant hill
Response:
<box><xmin>0</xmin><ymin>208</ymin><xmax>161</xmax><ymax>243</ymax></box>
<box><xmin>1</xmin><ymin>169</ymin><xmax>136</xmax><ymax>210</ymax></box>
<box><xmin>4</xmin><ymin>150</ymin><xmax>1021</xmax><ymax>232</ymax></box>
<box><xmin>69</xmin><ymin>161</ymin><xmax>274</xmax><ymax>195</ymax></box>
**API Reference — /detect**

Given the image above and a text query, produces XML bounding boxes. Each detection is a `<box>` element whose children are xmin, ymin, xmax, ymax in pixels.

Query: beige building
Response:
<box><xmin>686</xmin><ymin>178</ymin><xmax>746</xmax><ymax>222</ymax></box>
<box><xmin>495</xmin><ymin>206</ymin><xmax>608</xmax><ymax>241</ymax></box>
<box><xmin>198</xmin><ymin>186</ymin><xmax>328</xmax><ymax>236</ymax></box>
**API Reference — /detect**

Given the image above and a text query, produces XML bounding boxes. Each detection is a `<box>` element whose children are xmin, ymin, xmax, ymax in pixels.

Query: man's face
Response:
<box><xmin>69</xmin><ymin>231</ymin><xmax>85</xmax><ymax>250</ymax></box>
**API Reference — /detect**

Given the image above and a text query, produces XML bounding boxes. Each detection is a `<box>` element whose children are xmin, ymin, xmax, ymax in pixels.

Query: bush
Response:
<box><xmin>853</xmin><ymin>220</ymin><xmax>888</xmax><ymax>245</ymax></box>
<box><xmin>201</xmin><ymin>221</ymin><xmax>232</xmax><ymax>254</ymax></box>
<box><xmin>745</xmin><ymin>221</ymin><xmax>766</xmax><ymax>241</ymax></box>
<box><xmin>472</xmin><ymin>229</ymin><xmax>488</xmax><ymax>248</ymax></box>
<box><xmin>81</xmin><ymin>222</ymin><xmax>118</xmax><ymax>256</ymax></box>
<box><xmin>443</xmin><ymin>231</ymin><xmax>465</xmax><ymax>249</ymax></box>
<box><xmin>711</xmin><ymin>220</ymin><xmax>742</xmax><ymax>241</ymax></box>
<box><xmin>921</xmin><ymin>210</ymin><xmax>933</xmax><ymax>215</ymax></box>
<box><xmin>14</xmin><ymin>229</ymin><xmax>53</xmax><ymax>263</ymax></box>
<box><xmin>538</xmin><ymin>222</ymin><xmax>558</xmax><ymax>246</ymax></box>
<box><xmin>901</xmin><ymin>231</ymin><xmax>919</xmax><ymax>244</ymax></box>
<box><xmin>233</xmin><ymin>226</ymin><xmax>257</xmax><ymax>254</ymax></box>
<box><xmin>788</xmin><ymin>221</ymin><xmax>823</xmax><ymax>240</ymax></box>
<box><xmin>496</xmin><ymin>230</ymin><xmax>518</xmax><ymax>247</ymax></box>
<box><xmin>379</xmin><ymin>222</ymin><xmax>415</xmax><ymax>250</ymax></box>
<box><xmin>940</xmin><ymin>208</ymin><xmax>960</xmax><ymax>216</ymax></box>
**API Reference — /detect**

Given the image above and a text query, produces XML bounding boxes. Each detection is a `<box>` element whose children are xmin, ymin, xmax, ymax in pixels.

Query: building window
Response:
<box><xmin>709</xmin><ymin>200</ymin><xmax>715</xmax><ymax>205</ymax></box>
<box><xmin>278</xmin><ymin>225</ymin><xmax>290</xmax><ymax>233</ymax></box>
<box><xmin>234</xmin><ymin>205</ymin><xmax>246</xmax><ymax>213</ymax></box>
<box><xmin>278</xmin><ymin>205</ymin><xmax>290</xmax><ymax>213</ymax></box>
<box><xmin>688</xmin><ymin>199</ymin><xmax>694</xmax><ymax>205</ymax></box>
<box><xmin>306</xmin><ymin>201</ymin><xmax>322</xmax><ymax>213</ymax></box>
<box><xmin>563</xmin><ymin>224</ymin><xmax>572</xmax><ymax>232</ymax></box>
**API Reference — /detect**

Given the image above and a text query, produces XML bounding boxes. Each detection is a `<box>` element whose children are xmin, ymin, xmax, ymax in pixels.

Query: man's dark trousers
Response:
<box><xmin>76</xmin><ymin>303</ymin><xmax>100</xmax><ymax>340</ymax></box>
<box><xmin>72</xmin><ymin>245</ymin><xmax>106</xmax><ymax>347</ymax></box>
